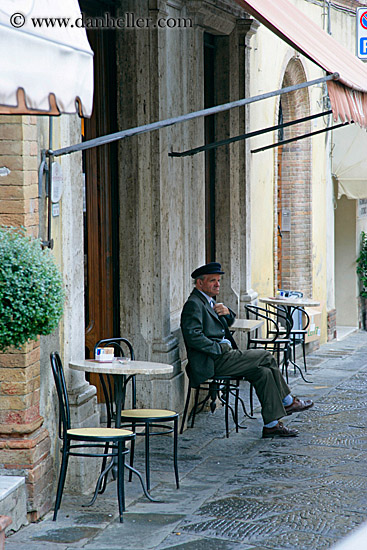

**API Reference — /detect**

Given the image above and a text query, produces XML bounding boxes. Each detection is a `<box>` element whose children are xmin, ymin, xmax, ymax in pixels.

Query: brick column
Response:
<box><xmin>0</xmin><ymin>115</ymin><xmax>53</xmax><ymax>521</ymax></box>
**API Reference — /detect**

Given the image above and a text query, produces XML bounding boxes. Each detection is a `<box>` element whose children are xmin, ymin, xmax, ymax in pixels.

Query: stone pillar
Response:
<box><xmin>0</xmin><ymin>115</ymin><xmax>53</xmax><ymax>521</ymax></box>
<box><xmin>117</xmin><ymin>1</ymin><xmax>183</xmax><ymax>411</ymax></box>
<box><xmin>209</xmin><ymin>19</ymin><xmax>259</xmax><ymax>350</ymax></box>
<box><xmin>180</xmin><ymin>2</ymin><xmax>206</xmax><ymax>296</ymax></box>
<box><xmin>237</xmin><ymin>20</ymin><xmax>260</xmax><ymax>319</ymax></box>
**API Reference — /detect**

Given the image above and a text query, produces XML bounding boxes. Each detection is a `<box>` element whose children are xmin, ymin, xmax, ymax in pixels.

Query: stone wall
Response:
<box><xmin>116</xmin><ymin>0</ymin><xmax>256</xmax><ymax>410</ymax></box>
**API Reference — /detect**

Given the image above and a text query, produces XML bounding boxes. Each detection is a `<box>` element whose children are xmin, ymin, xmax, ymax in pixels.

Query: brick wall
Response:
<box><xmin>275</xmin><ymin>58</ymin><xmax>312</xmax><ymax>297</ymax></box>
<box><xmin>0</xmin><ymin>115</ymin><xmax>53</xmax><ymax>521</ymax></box>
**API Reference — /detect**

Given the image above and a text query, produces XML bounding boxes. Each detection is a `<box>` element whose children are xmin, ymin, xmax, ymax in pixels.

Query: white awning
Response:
<box><xmin>332</xmin><ymin>123</ymin><xmax>367</xmax><ymax>200</ymax></box>
<box><xmin>0</xmin><ymin>0</ymin><xmax>94</xmax><ymax>117</ymax></box>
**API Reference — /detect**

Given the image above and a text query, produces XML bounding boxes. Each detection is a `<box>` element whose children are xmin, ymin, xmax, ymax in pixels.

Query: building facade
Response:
<box><xmin>0</xmin><ymin>0</ymin><xmax>365</xmax><ymax>522</ymax></box>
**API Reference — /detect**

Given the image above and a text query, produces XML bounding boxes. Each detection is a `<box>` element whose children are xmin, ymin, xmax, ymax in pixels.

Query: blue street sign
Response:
<box><xmin>357</xmin><ymin>7</ymin><xmax>367</xmax><ymax>60</ymax></box>
<box><xmin>360</xmin><ymin>37</ymin><xmax>367</xmax><ymax>56</ymax></box>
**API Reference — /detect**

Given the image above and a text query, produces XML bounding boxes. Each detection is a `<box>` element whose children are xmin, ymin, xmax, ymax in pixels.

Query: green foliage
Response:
<box><xmin>357</xmin><ymin>231</ymin><xmax>367</xmax><ymax>298</ymax></box>
<box><xmin>0</xmin><ymin>226</ymin><xmax>64</xmax><ymax>352</ymax></box>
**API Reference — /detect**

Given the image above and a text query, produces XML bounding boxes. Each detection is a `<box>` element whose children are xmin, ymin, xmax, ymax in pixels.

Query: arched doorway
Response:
<box><xmin>275</xmin><ymin>58</ymin><xmax>312</xmax><ymax>296</ymax></box>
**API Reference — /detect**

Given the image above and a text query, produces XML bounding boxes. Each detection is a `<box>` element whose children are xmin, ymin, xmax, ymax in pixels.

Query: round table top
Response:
<box><xmin>259</xmin><ymin>296</ymin><xmax>321</xmax><ymax>308</ymax></box>
<box><xmin>69</xmin><ymin>359</ymin><xmax>173</xmax><ymax>375</ymax></box>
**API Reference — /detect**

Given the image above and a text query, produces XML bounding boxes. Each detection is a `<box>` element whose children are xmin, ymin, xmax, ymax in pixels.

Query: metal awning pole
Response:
<box><xmin>49</xmin><ymin>73</ymin><xmax>339</xmax><ymax>158</ymax></box>
<box><xmin>169</xmin><ymin>110</ymin><xmax>332</xmax><ymax>158</ymax></box>
<box><xmin>251</xmin><ymin>120</ymin><xmax>350</xmax><ymax>154</ymax></box>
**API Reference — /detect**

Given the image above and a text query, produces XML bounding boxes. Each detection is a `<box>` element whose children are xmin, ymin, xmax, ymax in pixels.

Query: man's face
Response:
<box><xmin>197</xmin><ymin>274</ymin><xmax>221</xmax><ymax>297</ymax></box>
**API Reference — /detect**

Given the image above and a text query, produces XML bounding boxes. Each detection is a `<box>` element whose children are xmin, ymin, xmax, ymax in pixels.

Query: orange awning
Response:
<box><xmin>235</xmin><ymin>0</ymin><xmax>367</xmax><ymax>128</ymax></box>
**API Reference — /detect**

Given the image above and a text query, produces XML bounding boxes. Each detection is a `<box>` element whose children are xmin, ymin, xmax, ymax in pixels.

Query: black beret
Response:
<box><xmin>191</xmin><ymin>262</ymin><xmax>224</xmax><ymax>279</ymax></box>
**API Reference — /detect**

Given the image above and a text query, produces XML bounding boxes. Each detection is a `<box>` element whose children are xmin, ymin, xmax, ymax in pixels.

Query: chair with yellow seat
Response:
<box><xmin>50</xmin><ymin>351</ymin><xmax>136</xmax><ymax>523</ymax></box>
<box><xmin>120</xmin><ymin>407</ymin><xmax>179</xmax><ymax>493</ymax></box>
<box><xmin>93</xmin><ymin>339</ymin><xmax>179</xmax><ymax>494</ymax></box>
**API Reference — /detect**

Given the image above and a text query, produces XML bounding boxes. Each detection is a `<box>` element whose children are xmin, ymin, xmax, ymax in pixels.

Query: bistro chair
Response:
<box><xmin>94</xmin><ymin>338</ymin><xmax>136</xmax><ymax>409</ymax></box>
<box><xmin>180</xmin><ymin>332</ymin><xmax>252</xmax><ymax>438</ymax></box>
<box><xmin>120</xmin><ymin>408</ymin><xmax>179</xmax><ymax>493</ymax></box>
<box><xmin>180</xmin><ymin>371</ymin><xmax>251</xmax><ymax>438</ymax></box>
<box><xmin>289</xmin><ymin>306</ymin><xmax>310</xmax><ymax>372</ymax></box>
<box><xmin>50</xmin><ymin>351</ymin><xmax>135</xmax><ymax>523</ymax></box>
<box><xmin>245</xmin><ymin>304</ymin><xmax>283</xmax><ymax>356</ymax></box>
<box><xmin>262</xmin><ymin>303</ymin><xmax>293</xmax><ymax>377</ymax></box>
<box><xmin>264</xmin><ymin>303</ymin><xmax>311</xmax><ymax>382</ymax></box>
<box><xmin>246</xmin><ymin>304</ymin><xmax>291</xmax><ymax>368</ymax></box>
<box><xmin>93</xmin><ymin>340</ymin><xmax>179</xmax><ymax>494</ymax></box>
<box><xmin>245</xmin><ymin>304</ymin><xmax>292</xmax><ymax>414</ymax></box>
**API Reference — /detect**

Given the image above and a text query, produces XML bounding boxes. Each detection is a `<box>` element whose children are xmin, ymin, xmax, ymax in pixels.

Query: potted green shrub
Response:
<box><xmin>356</xmin><ymin>230</ymin><xmax>367</xmax><ymax>330</ymax></box>
<box><xmin>0</xmin><ymin>226</ymin><xmax>64</xmax><ymax>352</ymax></box>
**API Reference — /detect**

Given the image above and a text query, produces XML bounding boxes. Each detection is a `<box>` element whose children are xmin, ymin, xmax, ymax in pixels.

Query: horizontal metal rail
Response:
<box><xmin>49</xmin><ymin>73</ymin><xmax>339</xmax><ymax>158</ymax></box>
<box><xmin>169</xmin><ymin>110</ymin><xmax>332</xmax><ymax>157</ymax></box>
<box><xmin>251</xmin><ymin>120</ymin><xmax>351</xmax><ymax>153</ymax></box>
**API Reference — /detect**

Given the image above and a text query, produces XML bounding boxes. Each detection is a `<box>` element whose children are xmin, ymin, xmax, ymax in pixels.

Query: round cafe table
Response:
<box><xmin>69</xmin><ymin>359</ymin><xmax>174</xmax><ymax>503</ymax></box>
<box><xmin>259</xmin><ymin>296</ymin><xmax>320</xmax><ymax>309</ymax></box>
<box><xmin>69</xmin><ymin>359</ymin><xmax>173</xmax><ymax>428</ymax></box>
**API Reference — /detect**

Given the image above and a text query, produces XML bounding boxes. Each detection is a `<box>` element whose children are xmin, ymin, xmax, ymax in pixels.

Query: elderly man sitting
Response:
<box><xmin>180</xmin><ymin>262</ymin><xmax>313</xmax><ymax>438</ymax></box>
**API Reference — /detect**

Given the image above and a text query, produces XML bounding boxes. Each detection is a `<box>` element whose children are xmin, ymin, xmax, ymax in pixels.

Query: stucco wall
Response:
<box><xmin>247</xmin><ymin>0</ymin><xmax>358</xmax><ymax>343</ymax></box>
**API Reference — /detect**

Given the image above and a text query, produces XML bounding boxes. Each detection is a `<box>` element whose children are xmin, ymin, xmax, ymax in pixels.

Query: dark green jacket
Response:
<box><xmin>180</xmin><ymin>288</ymin><xmax>236</xmax><ymax>388</ymax></box>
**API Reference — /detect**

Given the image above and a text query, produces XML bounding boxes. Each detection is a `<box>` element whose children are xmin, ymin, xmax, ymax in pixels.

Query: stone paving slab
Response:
<box><xmin>6</xmin><ymin>331</ymin><xmax>367</xmax><ymax>549</ymax></box>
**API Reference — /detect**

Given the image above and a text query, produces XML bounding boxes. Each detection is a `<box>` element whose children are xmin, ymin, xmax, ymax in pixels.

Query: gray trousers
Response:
<box><xmin>214</xmin><ymin>348</ymin><xmax>291</xmax><ymax>425</ymax></box>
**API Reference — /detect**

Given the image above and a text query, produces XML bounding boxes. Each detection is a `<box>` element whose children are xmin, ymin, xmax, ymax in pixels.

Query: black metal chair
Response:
<box><xmin>120</xmin><ymin>408</ymin><xmax>179</xmax><ymax>493</ymax></box>
<box><xmin>289</xmin><ymin>306</ymin><xmax>310</xmax><ymax>372</ymax></box>
<box><xmin>262</xmin><ymin>303</ymin><xmax>293</xmax><ymax>379</ymax></box>
<box><xmin>275</xmin><ymin>292</ymin><xmax>310</xmax><ymax>374</ymax></box>
<box><xmin>180</xmin><ymin>327</ymin><xmax>252</xmax><ymax>438</ymax></box>
<box><xmin>93</xmin><ymin>340</ymin><xmax>179</xmax><ymax>494</ymax></box>
<box><xmin>245</xmin><ymin>304</ymin><xmax>282</xmax><ymax>352</ymax></box>
<box><xmin>245</xmin><ymin>304</ymin><xmax>292</xmax><ymax>414</ymax></box>
<box><xmin>246</xmin><ymin>304</ymin><xmax>293</xmax><ymax>373</ymax></box>
<box><xmin>50</xmin><ymin>351</ymin><xmax>135</xmax><ymax>523</ymax></box>
<box><xmin>180</xmin><ymin>371</ymin><xmax>252</xmax><ymax>438</ymax></box>
<box><xmin>264</xmin><ymin>303</ymin><xmax>311</xmax><ymax>383</ymax></box>
<box><xmin>94</xmin><ymin>338</ymin><xmax>136</xmax><ymax>409</ymax></box>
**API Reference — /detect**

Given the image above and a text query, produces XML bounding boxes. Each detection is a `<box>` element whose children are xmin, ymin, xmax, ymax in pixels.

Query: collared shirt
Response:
<box><xmin>198</xmin><ymin>290</ymin><xmax>232</xmax><ymax>348</ymax></box>
<box><xmin>198</xmin><ymin>289</ymin><xmax>215</xmax><ymax>308</ymax></box>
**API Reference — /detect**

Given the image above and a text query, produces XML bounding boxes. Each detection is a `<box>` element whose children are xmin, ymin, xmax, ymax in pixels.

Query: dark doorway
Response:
<box><xmin>204</xmin><ymin>33</ymin><xmax>216</xmax><ymax>262</ymax></box>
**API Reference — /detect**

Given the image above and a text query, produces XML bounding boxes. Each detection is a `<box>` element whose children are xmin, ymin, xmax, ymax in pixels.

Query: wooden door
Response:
<box><xmin>82</xmin><ymin>16</ymin><xmax>119</xmax><ymax>396</ymax></box>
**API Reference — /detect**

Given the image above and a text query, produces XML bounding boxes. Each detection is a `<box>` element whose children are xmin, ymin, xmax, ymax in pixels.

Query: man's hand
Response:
<box><xmin>214</xmin><ymin>302</ymin><xmax>230</xmax><ymax>316</ymax></box>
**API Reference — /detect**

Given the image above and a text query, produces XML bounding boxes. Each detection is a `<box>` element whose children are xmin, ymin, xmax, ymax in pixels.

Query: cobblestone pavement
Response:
<box><xmin>6</xmin><ymin>331</ymin><xmax>367</xmax><ymax>549</ymax></box>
